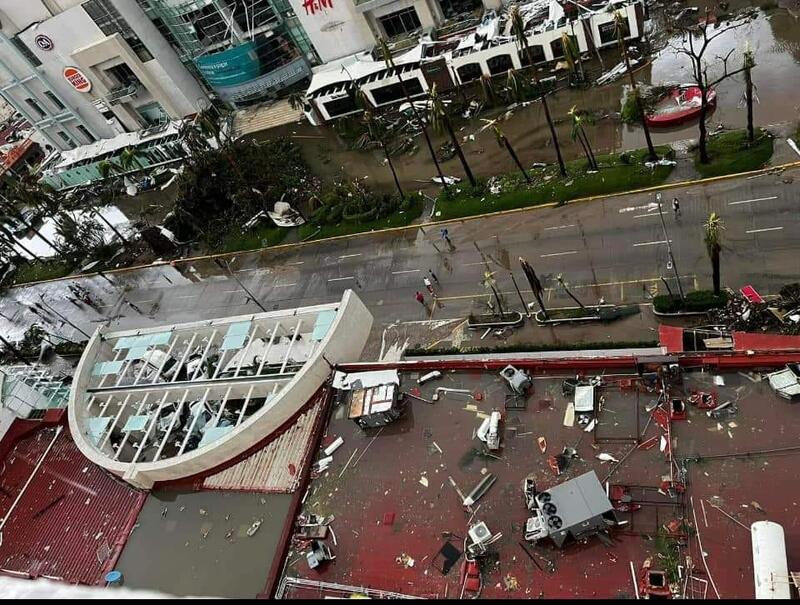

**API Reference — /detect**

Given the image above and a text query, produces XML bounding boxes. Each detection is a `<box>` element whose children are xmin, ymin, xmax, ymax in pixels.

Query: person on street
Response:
<box><xmin>440</xmin><ymin>227</ymin><xmax>453</xmax><ymax>249</ymax></box>
<box><xmin>672</xmin><ymin>197</ymin><xmax>680</xmax><ymax>218</ymax></box>
<box><xmin>428</xmin><ymin>269</ymin><xmax>440</xmax><ymax>285</ymax></box>
<box><xmin>415</xmin><ymin>291</ymin><xmax>430</xmax><ymax>313</ymax></box>
<box><xmin>423</xmin><ymin>275</ymin><xmax>434</xmax><ymax>294</ymax></box>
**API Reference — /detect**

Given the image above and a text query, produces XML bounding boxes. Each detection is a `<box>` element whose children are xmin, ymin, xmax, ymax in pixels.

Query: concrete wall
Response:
<box><xmin>68</xmin><ymin>290</ymin><xmax>374</xmax><ymax>490</ymax></box>
<box><xmin>285</xmin><ymin>0</ymin><xmax>375</xmax><ymax>63</ymax></box>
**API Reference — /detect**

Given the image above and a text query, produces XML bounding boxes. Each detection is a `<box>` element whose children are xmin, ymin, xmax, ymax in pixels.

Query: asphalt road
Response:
<box><xmin>3</xmin><ymin>166</ymin><xmax>799</xmax><ymax>346</ymax></box>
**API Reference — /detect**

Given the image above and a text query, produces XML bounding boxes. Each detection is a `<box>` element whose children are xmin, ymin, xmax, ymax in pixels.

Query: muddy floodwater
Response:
<box><xmin>262</xmin><ymin>1</ymin><xmax>800</xmax><ymax>192</ymax></box>
<box><xmin>115</xmin><ymin>490</ymin><xmax>292</xmax><ymax>598</ymax></box>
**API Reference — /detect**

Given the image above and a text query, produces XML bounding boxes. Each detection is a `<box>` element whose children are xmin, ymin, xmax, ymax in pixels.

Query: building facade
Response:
<box><xmin>0</xmin><ymin>0</ymin><xmax>209</xmax><ymax>152</ymax></box>
<box><xmin>137</xmin><ymin>0</ymin><xmax>319</xmax><ymax>108</ymax></box>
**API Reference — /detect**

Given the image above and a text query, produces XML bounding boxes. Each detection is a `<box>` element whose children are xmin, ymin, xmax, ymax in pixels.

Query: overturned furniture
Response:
<box><xmin>500</xmin><ymin>365</ymin><xmax>532</xmax><ymax>395</ymax></box>
<box><xmin>766</xmin><ymin>365</ymin><xmax>800</xmax><ymax>402</ymax></box>
<box><xmin>524</xmin><ymin>470</ymin><xmax>618</xmax><ymax>548</ymax></box>
<box><xmin>348</xmin><ymin>383</ymin><xmax>406</xmax><ymax>429</ymax></box>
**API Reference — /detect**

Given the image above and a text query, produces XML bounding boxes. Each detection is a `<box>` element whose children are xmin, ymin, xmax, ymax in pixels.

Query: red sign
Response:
<box><xmin>740</xmin><ymin>285</ymin><xmax>764</xmax><ymax>304</ymax></box>
<box><xmin>63</xmin><ymin>66</ymin><xmax>92</xmax><ymax>93</ymax></box>
<box><xmin>302</xmin><ymin>0</ymin><xmax>332</xmax><ymax>15</ymax></box>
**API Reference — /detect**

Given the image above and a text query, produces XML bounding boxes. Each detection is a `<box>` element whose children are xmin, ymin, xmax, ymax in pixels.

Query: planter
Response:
<box><xmin>534</xmin><ymin>304</ymin><xmax>640</xmax><ymax>324</ymax></box>
<box><xmin>651</xmin><ymin>308</ymin><xmax>710</xmax><ymax>318</ymax></box>
<box><xmin>467</xmin><ymin>311</ymin><xmax>525</xmax><ymax>329</ymax></box>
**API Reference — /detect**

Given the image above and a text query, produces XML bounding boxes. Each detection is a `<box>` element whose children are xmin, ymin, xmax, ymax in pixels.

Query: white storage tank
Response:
<box><xmin>751</xmin><ymin>521</ymin><xmax>791</xmax><ymax>599</ymax></box>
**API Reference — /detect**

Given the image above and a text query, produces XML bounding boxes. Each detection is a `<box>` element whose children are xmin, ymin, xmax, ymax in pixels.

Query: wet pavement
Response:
<box><xmin>263</xmin><ymin>2</ymin><xmax>800</xmax><ymax>193</ymax></box>
<box><xmin>116</xmin><ymin>489</ymin><xmax>292</xmax><ymax>598</ymax></box>
<box><xmin>2</xmin><ymin>165</ymin><xmax>799</xmax><ymax>358</ymax></box>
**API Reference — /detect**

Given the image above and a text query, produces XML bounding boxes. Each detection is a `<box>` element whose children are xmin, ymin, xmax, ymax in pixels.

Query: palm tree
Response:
<box><xmin>743</xmin><ymin>44</ymin><xmax>756</xmax><ymax>144</ymax></box>
<box><xmin>556</xmin><ymin>273</ymin><xmax>588</xmax><ymax>312</ymax></box>
<box><xmin>356</xmin><ymin>90</ymin><xmax>404</xmax><ymax>199</ymax></box>
<box><xmin>118</xmin><ymin>146</ymin><xmax>144</xmax><ymax>173</ymax></box>
<box><xmin>560</xmin><ymin>33</ymin><xmax>583</xmax><ymax>83</ymax></box>
<box><xmin>0</xmin><ymin>206</ymin><xmax>65</xmax><ymax>256</ymax></box>
<box><xmin>0</xmin><ymin>221</ymin><xmax>42</xmax><ymax>263</ymax></box>
<box><xmin>519</xmin><ymin>256</ymin><xmax>548</xmax><ymax>319</ymax></box>
<box><xmin>614</xmin><ymin>11</ymin><xmax>657</xmax><ymax>162</ymax></box>
<box><xmin>480</xmin><ymin>75</ymin><xmax>501</xmax><ymax>108</ymax></box>
<box><xmin>287</xmin><ymin>91</ymin><xmax>306</xmax><ymax>112</ymax></box>
<box><xmin>568</xmin><ymin>106</ymin><xmax>597</xmax><ymax>170</ymax></box>
<box><xmin>510</xmin><ymin>5</ymin><xmax>566</xmax><ymax>177</ymax></box>
<box><xmin>427</xmin><ymin>84</ymin><xmax>476</xmax><ymax>187</ymax></box>
<box><xmin>490</xmin><ymin>123</ymin><xmax>531</xmax><ymax>183</ymax></box>
<box><xmin>703</xmin><ymin>212</ymin><xmax>724</xmax><ymax>296</ymax></box>
<box><xmin>378</xmin><ymin>37</ymin><xmax>448</xmax><ymax>191</ymax></box>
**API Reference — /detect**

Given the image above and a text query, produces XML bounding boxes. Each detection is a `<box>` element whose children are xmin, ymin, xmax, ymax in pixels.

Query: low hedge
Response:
<box><xmin>653</xmin><ymin>290</ymin><xmax>729</xmax><ymax>314</ymax></box>
<box><xmin>405</xmin><ymin>340</ymin><xmax>659</xmax><ymax>357</ymax></box>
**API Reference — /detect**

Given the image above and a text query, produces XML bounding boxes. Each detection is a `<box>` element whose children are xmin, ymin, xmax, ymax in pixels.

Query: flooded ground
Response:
<box><xmin>116</xmin><ymin>490</ymin><xmax>292</xmax><ymax>598</ymax></box>
<box><xmin>260</xmin><ymin>2</ymin><xmax>800</xmax><ymax>193</ymax></box>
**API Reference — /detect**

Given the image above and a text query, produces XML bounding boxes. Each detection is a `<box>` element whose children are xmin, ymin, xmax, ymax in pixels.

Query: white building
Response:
<box><xmin>0</xmin><ymin>0</ymin><xmax>209</xmax><ymax>152</ymax></box>
<box><xmin>305</xmin><ymin>0</ymin><xmax>646</xmax><ymax>123</ymax></box>
<box><xmin>68</xmin><ymin>290</ymin><xmax>373</xmax><ymax>489</ymax></box>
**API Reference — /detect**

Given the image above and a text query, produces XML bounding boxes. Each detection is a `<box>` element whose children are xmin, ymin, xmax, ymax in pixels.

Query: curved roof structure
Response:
<box><xmin>68</xmin><ymin>290</ymin><xmax>372</xmax><ymax>488</ymax></box>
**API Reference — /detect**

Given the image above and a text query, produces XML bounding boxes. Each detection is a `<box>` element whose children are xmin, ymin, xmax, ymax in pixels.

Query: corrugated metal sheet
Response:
<box><xmin>202</xmin><ymin>400</ymin><xmax>323</xmax><ymax>493</ymax></box>
<box><xmin>0</xmin><ymin>426</ymin><xmax>146</xmax><ymax>585</ymax></box>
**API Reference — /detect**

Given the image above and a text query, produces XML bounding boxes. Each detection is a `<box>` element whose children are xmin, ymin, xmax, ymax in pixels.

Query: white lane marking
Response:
<box><xmin>633</xmin><ymin>240</ymin><xmax>671</xmax><ymax>247</ymax></box>
<box><xmin>728</xmin><ymin>195</ymin><xmax>778</xmax><ymax>206</ymax></box>
<box><xmin>339</xmin><ymin>253</ymin><xmax>362</xmax><ymax>259</ymax></box>
<box><xmin>275</xmin><ymin>283</ymin><xmax>296</xmax><ymax>288</ymax></box>
<box><xmin>544</xmin><ymin>224</ymin><xmax>576</xmax><ymax>231</ymax></box>
<box><xmin>176</xmin><ymin>294</ymin><xmax>198</xmax><ymax>299</ymax></box>
<box><xmin>328</xmin><ymin>276</ymin><xmax>354</xmax><ymax>282</ymax></box>
<box><xmin>134</xmin><ymin>299</ymin><xmax>156</xmax><ymax>303</ymax></box>
<box><xmin>745</xmin><ymin>226</ymin><xmax>783</xmax><ymax>234</ymax></box>
<box><xmin>223</xmin><ymin>288</ymin><xmax>243</xmax><ymax>293</ymax></box>
<box><xmin>237</xmin><ymin>268</ymin><xmax>260</xmax><ymax>273</ymax></box>
<box><xmin>287</xmin><ymin>261</ymin><xmax>304</xmax><ymax>266</ymax></box>
<box><xmin>392</xmin><ymin>269</ymin><xmax>421</xmax><ymax>275</ymax></box>
<box><xmin>619</xmin><ymin>202</ymin><xmax>659</xmax><ymax>214</ymax></box>
<box><xmin>464</xmin><ymin>261</ymin><xmax>486</xmax><ymax>266</ymax></box>
<box><xmin>633</xmin><ymin>213</ymin><xmax>659</xmax><ymax>219</ymax></box>
<box><xmin>540</xmin><ymin>250</ymin><xmax>578</xmax><ymax>258</ymax></box>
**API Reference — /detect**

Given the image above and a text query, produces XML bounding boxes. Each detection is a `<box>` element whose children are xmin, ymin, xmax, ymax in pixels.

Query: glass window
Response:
<box><xmin>77</xmin><ymin>125</ymin><xmax>96</xmax><ymax>143</ymax></box>
<box><xmin>43</xmin><ymin>91</ymin><xmax>65</xmax><ymax>111</ymax></box>
<box><xmin>550</xmin><ymin>38</ymin><xmax>564</xmax><ymax>59</ymax></box>
<box><xmin>57</xmin><ymin>131</ymin><xmax>76</xmax><ymax>149</ymax></box>
<box><xmin>84</xmin><ymin>0</ymin><xmax>154</xmax><ymax>62</ymax></box>
<box><xmin>486</xmin><ymin>54</ymin><xmax>513</xmax><ymax>76</ymax></box>
<box><xmin>518</xmin><ymin>44</ymin><xmax>545</xmax><ymax>66</ymax></box>
<box><xmin>457</xmin><ymin>63</ymin><xmax>482</xmax><ymax>83</ymax></box>
<box><xmin>370</xmin><ymin>78</ymin><xmax>423</xmax><ymax>105</ymax></box>
<box><xmin>378</xmin><ymin>7</ymin><xmax>422</xmax><ymax>38</ymax></box>
<box><xmin>599</xmin><ymin>18</ymin><xmax>629</xmax><ymax>45</ymax></box>
<box><xmin>24</xmin><ymin>98</ymin><xmax>46</xmax><ymax>119</ymax></box>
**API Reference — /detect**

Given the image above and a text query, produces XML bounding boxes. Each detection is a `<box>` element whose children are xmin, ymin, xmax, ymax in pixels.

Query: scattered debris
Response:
<box><xmin>247</xmin><ymin>519</ymin><xmax>262</xmax><ymax>537</ymax></box>
<box><xmin>537</xmin><ymin>436</ymin><xmax>547</xmax><ymax>453</ymax></box>
<box><xmin>463</xmin><ymin>473</ymin><xmax>497</xmax><ymax>507</ymax></box>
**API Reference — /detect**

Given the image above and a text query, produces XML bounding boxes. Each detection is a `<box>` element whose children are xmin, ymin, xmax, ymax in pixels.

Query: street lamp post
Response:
<box><xmin>656</xmin><ymin>193</ymin><xmax>685</xmax><ymax>302</ymax></box>
<box><xmin>214</xmin><ymin>258</ymin><xmax>268</xmax><ymax>313</ymax></box>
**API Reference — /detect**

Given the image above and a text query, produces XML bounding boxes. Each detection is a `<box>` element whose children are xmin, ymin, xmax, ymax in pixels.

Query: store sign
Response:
<box><xmin>34</xmin><ymin>34</ymin><xmax>54</xmax><ymax>51</ymax></box>
<box><xmin>301</xmin><ymin>0</ymin><xmax>332</xmax><ymax>16</ymax></box>
<box><xmin>194</xmin><ymin>42</ymin><xmax>261</xmax><ymax>87</ymax></box>
<box><xmin>63</xmin><ymin>66</ymin><xmax>92</xmax><ymax>93</ymax></box>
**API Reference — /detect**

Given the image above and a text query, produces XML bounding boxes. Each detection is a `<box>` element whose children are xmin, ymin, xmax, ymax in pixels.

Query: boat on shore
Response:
<box><xmin>645</xmin><ymin>84</ymin><xmax>716</xmax><ymax>128</ymax></box>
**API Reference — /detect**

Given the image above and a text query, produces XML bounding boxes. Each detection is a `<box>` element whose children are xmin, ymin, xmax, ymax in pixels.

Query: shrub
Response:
<box><xmin>653</xmin><ymin>290</ymin><xmax>729</xmax><ymax>313</ymax></box>
<box><xmin>405</xmin><ymin>340</ymin><xmax>659</xmax><ymax>357</ymax></box>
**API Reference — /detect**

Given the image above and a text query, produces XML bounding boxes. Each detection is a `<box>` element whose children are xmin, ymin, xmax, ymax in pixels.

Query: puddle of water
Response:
<box><xmin>115</xmin><ymin>489</ymin><xmax>293</xmax><ymax>598</ymax></box>
<box><xmin>15</xmin><ymin>206</ymin><xmax>132</xmax><ymax>260</ymax></box>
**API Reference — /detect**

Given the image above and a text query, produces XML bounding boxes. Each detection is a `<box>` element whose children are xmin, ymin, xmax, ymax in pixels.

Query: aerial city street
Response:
<box><xmin>0</xmin><ymin>0</ymin><xmax>799</xmax><ymax>599</ymax></box>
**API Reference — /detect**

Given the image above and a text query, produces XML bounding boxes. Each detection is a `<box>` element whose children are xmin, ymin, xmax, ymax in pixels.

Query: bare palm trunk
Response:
<box><xmin>443</xmin><ymin>115</ymin><xmax>476</xmax><ymax>187</ymax></box>
<box><xmin>380</xmin><ymin>138</ymin><xmax>404</xmax><ymax>199</ymax></box>
<box><xmin>559</xmin><ymin>279</ymin><xmax>588</xmax><ymax>311</ymax></box>
<box><xmin>4</xmin><ymin>209</ymin><xmax>66</xmax><ymax>256</ymax></box>
<box><xmin>711</xmin><ymin>247</ymin><xmax>721</xmax><ymax>295</ymax></box>
<box><xmin>539</xmin><ymin>91</ymin><xmax>567</xmax><ymax>178</ymax></box>
<box><xmin>744</xmin><ymin>63</ymin><xmax>754</xmax><ymax>144</ymax></box>
<box><xmin>503</xmin><ymin>137</ymin><xmax>531</xmax><ymax>183</ymax></box>
<box><xmin>0</xmin><ymin>225</ymin><xmax>42</xmax><ymax>263</ymax></box>
<box><xmin>620</xmin><ymin>36</ymin><xmax>657</xmax><ymax>162</ymax></box>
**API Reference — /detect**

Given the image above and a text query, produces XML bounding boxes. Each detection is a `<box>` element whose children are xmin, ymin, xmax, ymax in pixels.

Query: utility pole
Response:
<box><xmin>509</xmin><ymin>271</ymin><xmax>531</xmax><ymax>318</ymax></box>
<box><xmin>214</xmin><ymin>258</ymin><xmax>268</xmax><ymax>313</ymax></box>
<box><xmin>656</xmin><ymin>193</ymin><xmax>685</xmax><ymax>302</ymax></box>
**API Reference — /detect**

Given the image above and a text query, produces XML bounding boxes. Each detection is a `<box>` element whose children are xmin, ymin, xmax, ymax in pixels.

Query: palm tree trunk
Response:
<box><xmin>380</xmin><ymin>139</ymin><xmax>404</xmax><ymax>199</ymax></box>
<box><xmin>443</xmin><ymin>115</ymin><xmax>476</xmax><ymax>187</ymax></box>
<box><xmin>621</xmin><ymin>40</ymin><xmax>657</xmax><ymax>162</ymax></box>
<box><xmin>711</xmin><ymin>247</ymin><xmax>721</xmax><ymax>295</ymax></box>
<box><xmin>503</xmin><ymin>138</ymin><xmax>531</xmax><ymax>183</ymax></box>
<box><xmin>560</xmin><ymin>280</ymin><xmax>588</xmax><ymax>311</ymax></box>
<box><xmin>744</xmin><ymin>63</ymin><xmax>754</xmax><ymax>144</ymax></box>
<box><xmin>394</xmin><ymin>71</ymin><xmax>448</xmax><ymax>191</ymax></box>
<box><xmin>89</xmin><ymin>203</ymin><xmax>129</xmax><ymax>245</ymax></box>
<box><xmin>0</xmin><ymin>225</ymin><xmax>42</xmax><ymax>263</ymax></box>
<box><xmin>540</xmin><ymin>92</ymin><xmax>567</xmax><ymax>178</ymax></box>
<box><xmin>575</xmin><ymin>130</ymin><xmax>593</xmax><ymax>170</ymax></box>
<box><xmin>579</xmin><ymin>126</ymin><xmax>597</xmax><ymax>170</ymax></box>
<box><xmin>6</xmin><ymin>210</ymin><xmax>66</xmax><ymax>256</ymax></box>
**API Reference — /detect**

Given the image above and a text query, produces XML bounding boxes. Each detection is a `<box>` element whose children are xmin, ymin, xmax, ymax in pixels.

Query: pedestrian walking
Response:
<box><xmin>423</xmin><ymin>275</ymin><xmax>434</xmax><ymax>294</ymax></box>
<box><xmin>415</xmin><ymin>291</ymin><xmax>430</xmax><ymax>313</ymax></box>
<box><xmin>440</xmin><ymin>227</ymin><xmax>453</xmax><ymax>249</ymax></box>
<box><xmin>672</xmin><ymin>197</ymin><xmax>680</xmax><ymax>218</ymax></box>
<box><xmin>428</xmin><ymin>269</ymin><xmax>440</xmax><ymax>285</ymax></box>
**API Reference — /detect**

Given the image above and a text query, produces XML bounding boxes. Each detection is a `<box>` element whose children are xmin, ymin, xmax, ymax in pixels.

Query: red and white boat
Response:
<box><xmin>645</xmin><ymin>84</ymin><xmax>717</xmax><ymax>128</ymax></box>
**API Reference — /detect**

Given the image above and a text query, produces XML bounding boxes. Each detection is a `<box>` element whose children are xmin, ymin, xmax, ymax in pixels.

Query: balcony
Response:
<box><xmin>105</xmin><ymin>83</ymin><xmax>142</xmax><ymax>105</ymax></box>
